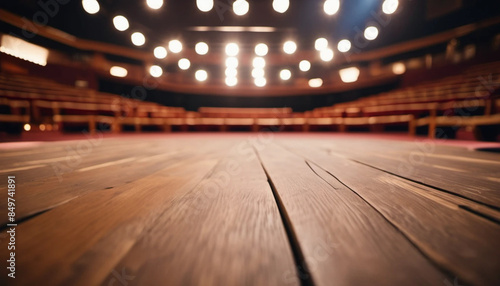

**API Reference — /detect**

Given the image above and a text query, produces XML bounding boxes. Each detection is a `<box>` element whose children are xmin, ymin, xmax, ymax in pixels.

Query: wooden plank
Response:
<box><xmin>102</xmin><ymin>147</ymin><xmax>300</xmax><ymax>286</ymax></box>
<box><xmin>280</xmin><ymin>140</ymin><xmax>500</xmax><ymax>285</ymax></box>
<box><xmin>0</xmin><ymin>151</ymin><xmax>223</xmax><ymax>285</ymax></box>
<box><xmin>256</xmin><ymin>142</ymin><xmax>448</xmax><ymax>286</ymax></box>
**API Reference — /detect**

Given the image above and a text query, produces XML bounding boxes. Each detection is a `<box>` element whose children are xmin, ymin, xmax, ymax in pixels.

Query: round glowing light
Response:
<box><xmin>255</xmin><ymin>77</ymin><xmax>267</xmax><ymax>87</ymax></box>
<box><xmin>195</xmin><ymin>42</ymin><xmax>209</xmax><ymax>55</ymax></box>
<box><xmin>233</xmin><ymin>0</ymin><xmax>249</xmax><ymax>16</ymax></box>
<box><xmin>39</xmin><ymin>124</ymin><xmax>46</xmax><ymax>131</ymax></box>
<box><xmin>178</xmin><ymin>58</ymin><xmax>191</xmax><ymax>70</ymax></box>
<box><xmin>154</xmin><ymin>46</ymin><xmax>167</xmax><ymax>59</ymax></box>
<box><xmin>225</xmin><ymin>43</ymin><xmax>239</xmax><ymax>56</ymax></box>
<box><xmin>392</xmin><ymin>62</ymin><xmax>406</xmax><ymax>75</ymax></box>
<box><xmin>195</xmin><ymin>70</ymin><xmax>208</xmax><ymax>82</ymax></box>
<box><xmin>253</xmin><ymin>57</ymin><xmax>266</xmax><ymax>68</ymax></box>
<box><xmin>252</xmin><ymin>68</ymin><xmax>265</xmax><ymax>78</ymax></box>
<box><xmin>225</xmin><ymin>77</ymin><xmax>237</xmax><ymax>87</ymax></box>
<box><xmin>299</xmin><ymin>60</ymin><xmax>311</xmax><ymax>72</ymax></box>
<box><xmin>146</xmin><ymin>0</ymin><xmax>163</xmax><ymax>10</ymax></box>
<box><xmin>197</xmin><ymin>0</ymin><xmax>214</xmax><ymax>12</ymax></box>
<box><xmin>273</xmin><ymin>0</ymin><xmax>289</xmax><ymax>13</ymax></box>
<box><xmin>110</xmin><ymin>66</ymin><xmax>128</xmax><ymax>77</ymax></box>
<box><xmin>225</xmin><ymin>68</ymin><xmax>237</xmax><ymax>77</ymax></box>
<box><xmin>23</xmin><ymin>123</ymin><xmax>31</xmax><ymax>131</ymax></box>
<box><xmin>82</xmin><ymin>0</ymin><xmax>100</xmax><ymax>14</ymax></box>
<box><xmin>255</xmin><ymin>43</ymin><xmax>269</xmax><ymax>56</ymax></box>
<box><xmin>113</xmin><ymin>15</ymin><xmax>129</xmax><ymax>31</ymax></box>
<box><xmin>315</xmin><ymin>38</ymin><xmax>328</xmax><ymax>51</ymax></box>
<box><xmin>225</xmin><ymin>57</ymin><xmax>239</xmax><ymax>68</ymax></box>
<box><xmin>280</xmin><ymin>69</ymin><xmax>291</xmax><ymax>81</ymax></box>
<box><xmin>283</xmin><ymin>41</ymin><xmax>297</xmax><ymax>54</ymax></box>
<box><xmin>339</xmin><ymin>67</ymin><xmax>360</xmax><ymax>83</ymax></box>
<box><xmin>382</xmin><ymin>0</ymin><xmax>399</xmax><ymax>15</ymax></box>
<box><xmin>337</xmin><ymin>39</ymin><xmax>351</xmax><ymax>53</ymax></box>
<box><xmin>324</xmin><ymin>0</ymin><xmax>340</xmax><ymax>15</ymax></box>
<box><xmin>149</xmin><ymin>65</ymin><xmax>163</xmax><ymax>78</ymax></box>
<box><xmin>320</xmin><ymin>48</ymin><xmax>334</xmax><ymax>62</ymax></box>
<box><xmin>309</xmin><ymin>78</ymin><xmax>323</xmax><ymax>88</ymax></box>
<box><xmin>169</xmin><ymin>40</ymin><xmax>183</xmax><ymax>53</ymax></box>
<box><xmin>131</xmin><ymin>32</ymin><xmax>146</xmax><ymax>46</ymax></box>
<box><xmin>364</xmin><ymin>26</ymin><xmax>379</xmax><ymax>41</ymax></box>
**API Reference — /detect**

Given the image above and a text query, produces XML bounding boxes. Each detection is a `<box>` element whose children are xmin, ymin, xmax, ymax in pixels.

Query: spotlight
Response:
<box><xmin>233</xmin><ymin>0</ymin><xmax>249</xmax><ymax>16</ymax></box>
<box><xmin>299</xmin><ymin>60</ymin><xmax>311</xmax><ymax>72</ymax></box>
<box><xmin>82</xmin><ymin>0</ymin><xmax>100</xmax><ymax>14</ymax></box>
<box><xmin>280</xmin><ymin>69</ymin><xmax>291</xmax><ymax>81</ymax></box>
<box><xmin>337</xmin><ymin>39</ymin><xmax>351</xmax><ymax>53</ymax></box>
<box><xmin>225</xmin><ymin>77</ymin><xmax>237</xmax><ymax>87</ymax></box>
<box><xmin>225</xmin><ymin>57</ymin><xmax>239</xmax><ymax>68</ymax></box>
<box><xmin>320</xmin><ymin>48</ymin><xmax>334</xmax><ymax>62</ymax></box>
<box><xmin>225</xmin><ymin>43</ymin><xmax>239</xmax><ymax>56</ymax></box>
<box><xmin>308</xmin><ymin>78</ymin><xmax>323</xmax><ymax>88</ymax></box>
<box><xmin>146</xmin><ymin>0</ymin><xmax>163</xmax><ymax>10</ymax></box>
<box><xmin>252</xmin><ymin>68</ymin><xmax>265</xmax><ymax>78</ymax></box>
<box><xmin>392</xmin><ymin>62</ymin><xmax>406</xmax><ymax>75</ymax></box>
<box><xmin>225</xmin><ymin>68</ymin><xmax>237</xmax><ymax>77</ymax></box>
<box><xmin>131</xmin><ymin>32</ymin><xmax>146</xmax><ymax>46</ymax></box>
<box><xmin>255</xmin><ymin>77</ymin><xmax>267</xmax><ymax>87</ymax></box>
<box><xmin>149</xmin><ymin>65</ymin><xmax>163</xmax><ymax>78</ymax></box>
<box><xmin>113</xmin><ymin>15</ymin><xmax>129</xmax><ymax>31</ymax></box>
<box><xmin>324</xmin><ymin>0</ymin><xmax>340</xmax><ymax>15</ymax></box>
<box><xmin>252</xmin><ymin>57</ymin><xmax>266</xmax><ymax>69</ymax></box>
<box><xmin>195</xmin><ymin>42</ymin><xmax>209</xmax><ymax>55</ymax></box>
<box><xmin>169</xmin><ymin>40</ymin><xmax>183</xmax><ymax>53</ymax></box>
<box><xmin>315</xmin><ymin>38</ymin><xmax>328</xmax><ymax>51</ymax></box>
<box><xmin>154</xmin><ymin>46</ymin><xmax>167</xmax><ymax>59</ymax></box>
<box><xmin>178</xmin><ymin>58</ymin><xmax>191</xmax><ymax>70</ymax></box>
<box><xmin>339</xmin><ymin>67</ymin><xmax>360</xmax><ymax>83</ymax></box>
<box><xmin>197</xmin><ymin>0</ymin><xmax>214</xmax><ymax>12</ymax></box>
<box><xmin>23</xmin><ymin>123</ymin><xmax>31</xmax><ymax>131</ymax></box>
<box><xmin>195</xmin><ymin>70</ymin><xmax>208</xmax><ymax>82</ymax></box>
<box><xmin>273</xmin><ymin>0</ymin><xmax>289</xmax><ymax>13</ymax></box>
<box><xmin>283</xmin><ymin>41</ymin><xmax>297</xmax><ymax>54</ymax></box>
<box><xmin>382</xmin><ymin>0</ymin><xmax>399</xmax><ymax>15</ymax></box>
<box><xmin>364</xmin><ymin>26</ymin><xmax>379</xmax><ymax>40</ymax></box>
<box><xmin>255</xmin><ymin>43</ymin><xmax>269</xmax><ymax>56</ymax></box>
<box><xmin>110</xmin><ymin>66</ymin><xmax>128</xmax><ymax>77</ymax></box>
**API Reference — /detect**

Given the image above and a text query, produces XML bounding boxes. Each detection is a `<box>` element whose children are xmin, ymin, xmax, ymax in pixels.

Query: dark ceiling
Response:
<box><xmin>1</xmin><ymin>0</ymin><xmax>500</xmax><ymax>57</ymax></box>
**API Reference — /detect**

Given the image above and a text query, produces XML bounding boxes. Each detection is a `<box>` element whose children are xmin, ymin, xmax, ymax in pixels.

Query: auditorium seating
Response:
<box><xmin>1</xmin><ymin>61</ymin><xmax>499</xmax><ymax>140</ymax></box>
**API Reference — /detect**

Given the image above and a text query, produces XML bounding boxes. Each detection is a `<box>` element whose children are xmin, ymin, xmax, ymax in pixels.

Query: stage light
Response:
<box><xmin>82</xmin><ymin>0</ymin><xmax>100</xmax><ymax>14</ymax></box>
<box><xmin>225</xmin><ymin>77</ymin><xmax>237</xmax><ymax>87</ymax></box>
<box><xmin>169</xmin><ymin>40</ymin><xmax>183</xmax><ymax>53</ymax></box>
<box><xmin>113</xmin><ymin>15</ymin><xmax>129</xmax><ymax>31</ymax></box>
<box><xmin>255</xmin><ymin>77</ymin><xmax>267</xmax><ymax>87</ymax></box>
<box><xmin>382</xmin><ymin>0</ymin><xmax>399</xmax><ymax>15</ymax></box>
<box><xmin>253</xmin><ymin>57</ymin><xmax>266</xmax><ymax>68</ymax></box>
<box><xmin>364</xmin><ymin>26</ymin><xmax>379</xmax><ymax>40</ymax></box>
<box><xmin>280</xmin><ymin>69</ymin><xmax>291</xmax><ymax>81</ymax></box>
<box><xmin>110</xmin><ymin>66</ymin><xmax>128</xmax><ymax>77</ymax></box>
<box><xmin>195</xmin><ymin>42</ymin><xmax>209</xmax><ymax>55</ymax></box>
<box><xmin>337</xmin><ymin>39</ymin><xmax>351</xmax><ymax>52</ymax></box>
<box><xmin>39</xmin><ymin>124</ymin><xmax>46</xmax><ymax>131</ymax></box>
<box><xmin>149</xmin><ymin>65</ymin><xmax>163</xmax><ymax>77</ymax></box>
<box><xmin>225</xmin><ymin>68</ymin><xmax>237</xmax><ymax>77</ymax></box>
<box><xmin>195</xmin><ymin>70</ymin><xmax>208</xmax><ymax>82</ymax></box>
<box><xmin>197</xmin><ymin>0</ymin><xmax>214</xmax><ymax>12</ymax></box>
<box><xmin>0</xmin><ymin>35</ymin><xmax>48</xmax><ymax>66</ymax></box>
<box><xmin>225</xmin><ymin>43</ymin><xmax>239</xmax><ymax>56</ymax></box>
<box><xmin>299</xmin><ymin>60</ymin><xmax>311</xmax><ymax>72</ymax></box>
<box><xmin>283</xmin><ymin>41</ymin><xmax>297</xmax><ymax>54</ymax></box>
<box><xmin>392</xmin><ymin>62</ymin><xmax>406</xmax><ymax>75</ymax></box>
<box><xmin>178</xmin><ymin>58</ymin><xmax>191</xmax><ymax>70</ymax></box>
<box><xmin>255</xmin><ymin>43</ymin><xmax>268</xmax><ymax>56</ymax></box>
<box><xmin>273</xmin><ymin>0</ymin><xmax>289</xmax><ymax>13</ymax></box>
<box><xmin>131</xmin><ymin>32</ymin><xmax>146</xmax><ymax>46</ymax></box>
<box><xmin>308</xmin><ymin>78</ymin><xmax>323</xmax><ymax>88</ymax></box>
<box><xmin>320</xmin><ymin>48</ymin><xmax>334</xmax><ymax>62</ymax></box>
<box><xmin>154</xmin><ymin>46</ymin><xmax>167</xmax><ymax>59</ymax></box>
<box><xmin>146</xmin><ymin>0</ymin><xmax>163</xmax><ymax>10</ymax></box>
<box><xmin>233</xmin><ymin>0</ymin><xmax>249</xmax><ymax>16</ymax></box>
<box><xmin>225</xmin><ymin>57</ymin><xmax>239</xmax><ymax>68</ymax></box>
<box><xmin>252</xmin><ymin>68</ymin><xmax>265</xmax><ymax>78</ymax></box>
<box><xmin>339</xmin><ymin>67</ymin><xmax>360</xmax><ymax>83</ymax></box>
<box><xmin>324</xmin><ymin>0</ymin><xmax>340</xmax><ymax>15</ymax></box>
<box><xmin>315</xmin><ymin>38</ymin><xmax>328</xmax><ymax>51</ymax></box>
<box><xmin>23</xmin><ymin>124</ymin><xmax>31</xmax><ymax>131</ymax></box>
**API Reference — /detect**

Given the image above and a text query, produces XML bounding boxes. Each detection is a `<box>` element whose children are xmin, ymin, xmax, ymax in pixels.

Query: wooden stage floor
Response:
<box><xmin>0</xmin><ymin>134</ymin><xmax>499</xmax><ymax>286</ymax></box>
